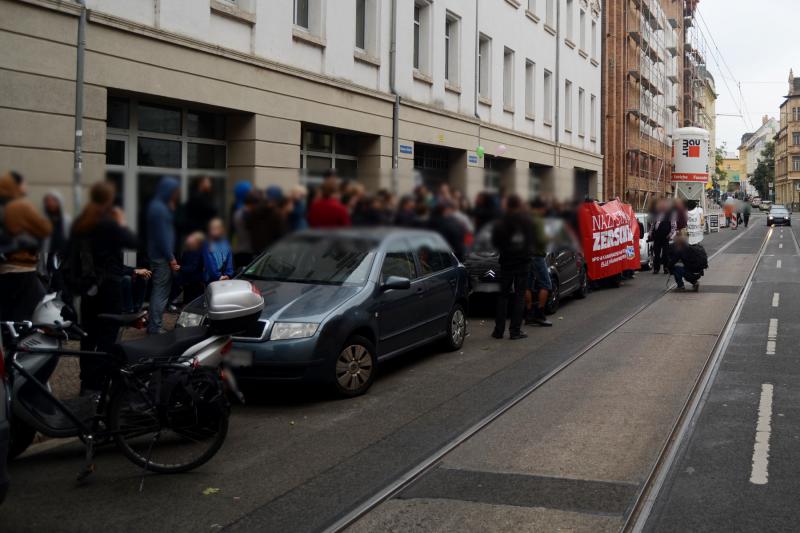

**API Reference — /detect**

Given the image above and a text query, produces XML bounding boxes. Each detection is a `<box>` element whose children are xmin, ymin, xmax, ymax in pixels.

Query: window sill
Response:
<box><xmin>503</xmin><ymin>104</ymin><xmax>515</xmax><ymax>114</ymax></box>
<box><xmin>292</xmin><ymin>27</ymin><xmax>326</xmax><ymax>48</ymax></box>
<box><xmin>591</xmin><ymin>58</ymin><xmax>599</xmax><ymax>67</ymax></box>
<box><xmin>210</xmin><ymin>0</ymin><xmax>256</xmax><ymax>24</ymax></box>
<box><xmin>525</xmin><ymin>113</ymin><xmax>536</xmax><ymax>121</ymax></box>
<box><xmin>525</xmin><ymin>10</ymin><xmax>540</xmax><ymax>23</ymax></box>
<box><xmin>591</xmin><ymin>137</ymin><xmax>597</xmax><ymax>142</ymax></box>
<box><xmin>504</xmin><ymin>0</ymin><xmax>522</xmax><ymax>8</ymax></box>
<box><xmin>565</xmin><ymin>38</ymin><xmax>576</xmax><ymax>49</ymax></box>
<box><xmin>413</xmin><ymin>70</ymin><xmax>433</xmax><ymax>85</ymax></box>
<box><xmin>543</xmin><ymin>120</ymin><xmax>553</xmax><ymax>127</ymax></box>
<box><xmin>544</xmin><ymin>23</ymin><xmax>556</xmax><ymax>36</ymax></box>
<box><xmin>479</xmin><ymin>96</ymin><xmax>492</xmax><ymax>106</ymax></box>
<box><xmin>445</xmin><ymin>82</ymin><xmax>462</xmax><ymax>95</ymax></box>
<box><xmin>578</xmin><ymin>133</ymin><xmax>585</xmax><ymax>138</ymax></box>
<box><xmin>354</xmin><ymin>49</ymin><xmax>381</xmax><ymax>67</ymax></box>
<box><xmin>579</xmin><ymin>49</ymin><xmax>588</xmax><ymax>59</ymax></box>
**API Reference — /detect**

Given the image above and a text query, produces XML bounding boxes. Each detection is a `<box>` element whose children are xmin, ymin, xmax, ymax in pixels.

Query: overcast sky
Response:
<box><xmin>697</xmin><ymin>0</ymin><xmax>793</xmax><ymax>154</ymax></box>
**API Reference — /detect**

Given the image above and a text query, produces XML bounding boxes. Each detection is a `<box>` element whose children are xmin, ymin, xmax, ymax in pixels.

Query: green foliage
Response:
<box><xmin>713</xmin><ymin>145</ymin><xmax>727</xmax><ymax>189</ymax></box>
<box><xmin>752</xmin><ymin>141</ymin><xmax>775</xmax><ymax>198</ymax></box>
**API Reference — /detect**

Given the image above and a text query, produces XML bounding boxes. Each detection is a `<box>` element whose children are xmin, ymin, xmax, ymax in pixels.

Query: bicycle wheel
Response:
<box><xmin>109</xmin><ymin>367</ymin><xmax>229</xmax><ymax>474</ymax></box>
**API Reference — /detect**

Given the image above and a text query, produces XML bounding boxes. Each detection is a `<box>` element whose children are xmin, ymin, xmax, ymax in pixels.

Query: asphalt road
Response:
<box><xmin>0</xmin><ymin>220</ymin><xmax>750</xmax><ymax>532</ymax></box>
<box><xmin>645</xmin><ymin>218</ymin><xmax>800</xmax><ymax>532</ymax></box>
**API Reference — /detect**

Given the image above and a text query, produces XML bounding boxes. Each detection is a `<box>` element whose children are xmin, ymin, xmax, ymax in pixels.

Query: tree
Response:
<box><xmin>713</xmin><ymin>145</ymin><xmax>727</xmax><ymax>190</ymax></box>
<box><xmin>752</xmin><ymin>141</ymin><xmax>775</xmax><ymax>199</ymax></box>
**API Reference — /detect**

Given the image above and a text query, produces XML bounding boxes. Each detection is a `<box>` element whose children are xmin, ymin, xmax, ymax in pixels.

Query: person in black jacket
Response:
<box><xmin>428</xmin><ymin>201</ymin><xmax>466</xmax><ymax>260</ymax></box>
<box><xmin>668</xmin><ymin>235</ymin><xmax>708</xmax><ymax>292</ymax></box>
<box><xmin>491</xmin><ymin>195</ymin><xmax>534</xmax><ymax>340</ymax></box>
<box><xmin>649</xmin><ymin>198</ymin><xmax>673</xmax><ymax>274</ymax></box>
<box><xmin>70</xmin><ymin>182</ymin><xmax>150</xmax><ymax>393</ymax></box>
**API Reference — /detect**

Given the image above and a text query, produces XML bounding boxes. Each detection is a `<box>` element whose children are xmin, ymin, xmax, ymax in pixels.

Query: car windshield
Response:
<box><xmin>771</xmin><ymin>208</ymin><xmax>789</xmax><ymax>215</ymax></box>
<box><xmin>243</xmin><ymin>234</ymin><xmax>377</xmax><ymax>286</ymax></box>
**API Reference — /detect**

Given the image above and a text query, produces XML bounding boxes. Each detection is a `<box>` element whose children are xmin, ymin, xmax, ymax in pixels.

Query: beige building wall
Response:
<box><xmin>0</xmin><ymin>0</ymin><xmax>603</xmax><ymax>220</ymax></box>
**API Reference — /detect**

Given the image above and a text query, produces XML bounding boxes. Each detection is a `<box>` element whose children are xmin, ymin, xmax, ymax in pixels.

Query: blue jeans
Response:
<box><xmin>529</xmin><ymin>256</ymin><xmax>553</xmax><ymax>292</ymax></box>
<box><xmin>148</xmin><ymin>259</ymin><xmax>172</xmax><ymax>333</ymax></box>
<box><xmin>673</xmin><ymin>264</ymin><xmax>701</xmax><ymax>288</ymax></box>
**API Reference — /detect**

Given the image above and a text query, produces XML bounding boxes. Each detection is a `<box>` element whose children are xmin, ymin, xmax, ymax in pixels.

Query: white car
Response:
<box><xmin>635</xmin><ymin>213</ymin><xmax>653</xmax><ymax>270</ymax></box>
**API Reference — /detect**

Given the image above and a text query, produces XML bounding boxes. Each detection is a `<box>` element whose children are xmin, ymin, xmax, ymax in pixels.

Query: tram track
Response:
<box><xmin>622</xmin><ymin>224</ymin><xmax>771</xmax><ymax>532</ymax></box>
<box><xmin>322</xmin><ymin>223</ymin><xmax>764</xmax><ymax>533</ymax></box>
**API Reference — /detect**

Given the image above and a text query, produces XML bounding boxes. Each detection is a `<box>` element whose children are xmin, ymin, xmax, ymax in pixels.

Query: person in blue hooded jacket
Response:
<box><xmin>146</xmin><ymin>176</ymin><xmax>180</xmax><ymax>334</ymax></box>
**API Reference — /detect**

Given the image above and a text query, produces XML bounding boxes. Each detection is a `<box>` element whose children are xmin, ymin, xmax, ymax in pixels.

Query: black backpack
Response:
<box><xmin>63</xmin><ymin>235</ymin><xmax>102</xmax><ymax>294</ymax></box>
<box><xmin>687</xmin><ymin>244</ymin><xmax>709</xmax><ymax>271</ymax></box>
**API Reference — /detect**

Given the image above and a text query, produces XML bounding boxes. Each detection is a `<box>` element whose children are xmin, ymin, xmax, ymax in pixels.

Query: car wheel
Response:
<box><xmin>574</xmin><ymin>268</ymin><xmax>588</xmax><ymax>300</ymax></box>
<box><xmin>442</xmin><ymin>303</ymin><xmax>467</xmax><ymax>351</ymax></box>
<box><xmin>544</xmin><ymin>276</ymin><xmax>560</xmax><ymax>315</ymax></box>
<box><xmin>332</xmin><ymin>335</ymin><xmax>376</xmax><ymax>397</ymax></box>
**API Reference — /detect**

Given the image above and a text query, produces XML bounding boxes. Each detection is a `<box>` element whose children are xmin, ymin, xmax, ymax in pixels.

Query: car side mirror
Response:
<box><xmin>381</xmin><ymin>276</ymin><xmax>411</xmax><ymax>291</ymax></box>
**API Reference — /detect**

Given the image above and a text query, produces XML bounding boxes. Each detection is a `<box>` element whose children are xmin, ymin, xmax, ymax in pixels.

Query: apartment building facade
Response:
<box><xmin>0</xmin><ymin>0</ymin><xmax>603</xmax><ymax>228</ymax></box>
<box><xmin>775</xmin><ymin>71</ymin><xmax>800</xmax><ymax>206</ymax></box>
<box><xmin>602</xmin><ymin>0</ymin><xmax>704</xmax><ymax>210</ymax></box>
<box><xmin>738</xmin><ymin>116</ymin><xmax>778</xmax><ymax>197</ymax></box>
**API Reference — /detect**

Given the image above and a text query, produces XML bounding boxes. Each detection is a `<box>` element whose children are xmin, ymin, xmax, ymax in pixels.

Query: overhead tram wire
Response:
<box><xmin>696</xmin><ymin>10</ymin><xmax>755</xmax><ymax>130</ymax></box>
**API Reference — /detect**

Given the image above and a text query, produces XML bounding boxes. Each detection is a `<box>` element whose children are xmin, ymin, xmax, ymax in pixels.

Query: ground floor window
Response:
<box><xmin>105</xmin><ymin>96</ymin><xmax>228</xmax><ymax>244</ymax></box>
<box><xmin>300</xmin><ymin>126</ymin><xmax>360</xmax><ymax>184</ymax></box>
<box><xmin>414</xmin><ymin>144</ymin><xmax>451</xmax><ymax>190</ymax></box>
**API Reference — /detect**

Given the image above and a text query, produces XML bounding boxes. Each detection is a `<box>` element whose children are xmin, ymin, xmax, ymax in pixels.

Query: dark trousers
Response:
<box><xmin>0</xmin><ymin>271</ymin><xmax>46</xmax><ymax>321</ymax></box>
<box><xmin>673</xmin><ymin>265</ymin><xmax>701</xmax><ymax>288</ymax></box>
<box><xmin>495</xmin><ymin>269</ymin><xmax>528</xmax><ymax>336</ymax></box>
<box><xmin>743</xmin><ymin>214</ymin><xmax>750</xmax><ymax>227</ymax></box>
<box><xmin>652</xmin><ymin>240</ymin><xmax>669</xmax><ymax>272</ymax></box>
<box><xmin>80</xmin><ymin>279</ymin><xmax>123</xmax><ymax>391</ymax></box>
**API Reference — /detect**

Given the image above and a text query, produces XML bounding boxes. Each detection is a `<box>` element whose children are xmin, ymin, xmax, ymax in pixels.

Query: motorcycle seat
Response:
<box><xmin>98</xmin><ymin>311</ymin><xmax>148</xmax><ymax>327</ymax></box>
<box><xmin>115</xmin><ymin>326</ymin><xmax>211</xmax><ymax>363</ymax></box>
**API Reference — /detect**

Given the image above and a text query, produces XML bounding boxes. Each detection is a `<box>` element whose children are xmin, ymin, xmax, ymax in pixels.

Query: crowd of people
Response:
<box><xmin>646</xmin><ymin>196</ymin><xmax>708</xmax><ymax>291</ymax></box>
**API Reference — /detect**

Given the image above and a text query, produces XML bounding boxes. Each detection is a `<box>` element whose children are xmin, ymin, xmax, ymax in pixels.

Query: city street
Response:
<box><xmin>3</xmin><ymin>215</ymin><xmax>788</xmax><ymax>532</ymax></box>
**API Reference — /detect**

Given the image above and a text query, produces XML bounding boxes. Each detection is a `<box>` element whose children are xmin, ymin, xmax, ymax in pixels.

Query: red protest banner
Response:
<box><xmin>578</xmin><ymin>200</ymin><xmax>641</xmax><ymax>280</ymax></box>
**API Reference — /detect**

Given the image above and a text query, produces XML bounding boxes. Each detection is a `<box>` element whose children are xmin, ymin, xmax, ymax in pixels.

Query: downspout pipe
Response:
<box><xmin>73</xmin><ymin>0</ymin><xmax>87</xmax><ymax>212</ymax></box>
<box><xmin>389</xmin><ymin>0</ymin><xmax>399</xmax><ymax>194</ymax></box>
<box><xmin>554</xmin><ymin>0</ymin><xmax>561</xmax><ymax>167</ymax></box>
<box><xmin>474</xmin><ymin>0</ymin><xmax>480</xmax><ymax>120</ymax></box>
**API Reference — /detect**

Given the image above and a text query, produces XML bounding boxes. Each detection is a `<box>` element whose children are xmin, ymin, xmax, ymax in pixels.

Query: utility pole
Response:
<box><xmin>73</xmin><ymin>0</ymin><xmax>87</xmax><ymax>212</ymax></box>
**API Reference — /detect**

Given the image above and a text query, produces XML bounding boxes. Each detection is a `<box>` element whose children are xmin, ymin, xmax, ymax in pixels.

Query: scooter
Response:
<box><xmin>5</xmin><ymin>279</ymin><xmax>262</xmax><ymax>461</ymax></box>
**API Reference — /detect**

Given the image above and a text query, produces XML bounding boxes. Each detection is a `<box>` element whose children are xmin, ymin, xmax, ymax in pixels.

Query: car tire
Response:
<box><xmin>332</xmin><ymin>335</ymin><xmax>377</xmax><ymax>398</ymax></box>
<box><xmin>574</xmin><ymin>268</ymin><xmax>588</xmax><ymax>300</ymax></box>
<box><xmin>544</xmin><ymin>275</ymin><xmax>560</xmax><ymax>315</ymax></box>
<box><xmin>441</xmin><ymin>303</ymin><xmax>467</xmax><ymax>351</ymax></box>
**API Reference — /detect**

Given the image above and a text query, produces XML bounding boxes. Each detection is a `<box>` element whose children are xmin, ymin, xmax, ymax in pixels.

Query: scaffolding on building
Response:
<box><xmin>624</xmin><ymin>0</ymin><xmax>679</xmax><ymax>210</ymax></box>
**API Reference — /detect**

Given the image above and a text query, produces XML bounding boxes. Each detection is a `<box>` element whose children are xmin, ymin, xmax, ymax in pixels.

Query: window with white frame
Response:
<box><xmin>590</xmin><ymin>94</ymin><xmax>597</xmax><ymax>140</ymax></box>
<box><xmin>566</xmin><ymin>0</ymin><xmax>574</xmax><ymax>41</ymax></box>
<box><xmin>527</xmin><ymin>0</ymin><xmax>536</xmax><ymax>14</ymax></box>
<box><xmin>294</xmin><ymin>0</ymin><xmax>309</xmax><ymax>29</ymax></box>
<box><xmin>525</xmin><ymin>60</ymin><xmax>535</xmax><ymax>118</ymax></box>
<box><xmin>565</xmin><ymin>80</ymin><xmax>573</xmax><ymax>131</ymax></box>
<box><xmin>546</xmin><ymin>0</ymin><xmax>554</xmax><ymax>27</ymax></box>
<box><xmin>413</xmin><ymin>1</ymin><xmax>432</xmax><ymax>73</ymax></box>
<box><xmin>445</xmin><ymin>12</ymin><xmax>460</xmax><ymax>85</ymax></box>
<box><xmin>794</xmin><ymin>132</ymin><xmax>800</xmax><ymax>145</ymax></box>
<box><xmin>579</xmin><ymin>9</ymin><xmax>586</xmax><ymax>51</ymax></box>
<box><xmin>503</xmin><ymin>47</ymin><xmax>515</xmax><ymax>110</ymax></box>
<box><xmin>355</xmin><ymin>0</ymin><xmax>366</xmax><ymax>49</ymax></box>
<box><xmin>478</xmin><ymin>34</ymin><xmax>491</xmax><ymax>100</ymax></box>
<box><xmin>543</xmin><ymin>69</ymin><xmax>553</xmax><ymax>123</ymax></box>
<box><xmin>294</xmin><ymin>0</ymin><xmax>323</xmax><ymax>36</ymax></box>
<box><xmin>793</xmin><ymin>156</ymin><xmax>800</xmax><ymax>172</ymax></box>
<box><xmin>578</xmin><ymin>87</ymin><xmax>585</xmax><ymax>136</ymax></box>
<box><xmin>591</xmin><ymin>19</ymin><xmax>598</xmax><ymax>59</ymax></box>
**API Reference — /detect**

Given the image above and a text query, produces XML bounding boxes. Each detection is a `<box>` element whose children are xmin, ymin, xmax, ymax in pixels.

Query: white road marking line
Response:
<box><xmin>750</xmin><ymin>383</ymin><xmax>775</xmax><ymax>485</ymax></box>
<box><xmin>767</xmin><ymin>318</ymin><xmax>779</xmax><ymax>355</ymax></box>
<box><xmin>777</xmin><ymin>259</ymin><xmax>782</xmax><ymax>269</ymax></box>
<box><xmin>773</xmin><ymin>293</ymin><xmax>780</xmax><ymax>307</ymax></box>
<box><xmin>779</xmin><ymin>243</ymin><xmax>783</xmax><ymax>249</ymax></box>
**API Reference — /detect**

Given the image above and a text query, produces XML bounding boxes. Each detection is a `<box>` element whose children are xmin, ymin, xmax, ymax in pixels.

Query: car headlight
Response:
<box><xmin>177</xmin><ymin>311</ymin><xmax>205</xmax><ymax>328</ymax></box>
<box><xmin>270</xmin><ymin>322</ymin><xmax>319</xmax><ymax>340</ymax></box>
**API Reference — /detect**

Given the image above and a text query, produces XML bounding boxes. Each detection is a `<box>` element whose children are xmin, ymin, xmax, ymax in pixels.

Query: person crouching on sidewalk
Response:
<box><xmin>668</xmin><ymin>235</ymin><xmax>708</xmax><ymax>292</ymax></box>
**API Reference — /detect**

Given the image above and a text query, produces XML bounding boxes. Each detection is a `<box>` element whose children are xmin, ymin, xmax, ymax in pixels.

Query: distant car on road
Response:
<box><xmin>463</xmin><ymin>219</ymin><xmax>588</xmax><ymax>315</ymax></box>
<box><xmin>759</xmin><ymin>201</ymin><xmax>772</xmax><ymax>212</ymax></box>
<box><xmin>751</xmin><ymin>197</ymin><xmax>762</xmax><ymax>207</ymax></box>
<box><xmin>767</xmin><ymin>205</ymin><xmax>791</xmax><ymax>226</ymax></box>
<box><xmin>178</xmin><ymin>229</ymin><xmax>470</xmax><ymax>397</ymax></box>
<box><xmin>635</xmin><ymin>213</ymin><xmax>653</xmax><ymax>270</ymax></box>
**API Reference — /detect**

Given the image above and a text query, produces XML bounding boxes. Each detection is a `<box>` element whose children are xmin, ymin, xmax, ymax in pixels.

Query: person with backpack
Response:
<box><xmin>491</xmin><ymin>194</ymin><xmax>535</xmax><ymax>340</ymax></box>
<box><xmin>668</xmin><ymin>235</ymin><xmax>708</xmax><ymax>292</ymax></box>
<box><xmin>0</xmin><ymin>171</ymin><xmax>52</xmax><ymax>321</ymax></box>
<box><xmin>146</xmin><ymin>176</ymin><xmax>180</xmax><ymax>335</ymax></box>
<box><xmin>69</xmin><ymin>181</ymin><xmax>150</xmax><ymax>392</ymax></box>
